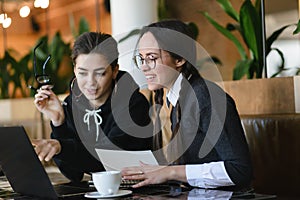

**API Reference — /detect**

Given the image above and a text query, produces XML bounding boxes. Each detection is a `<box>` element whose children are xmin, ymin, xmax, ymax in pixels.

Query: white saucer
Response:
<box><xmin>84</xmin><ymin>190</ymin><xmax>132</xmax><ymax>198</ymax></box>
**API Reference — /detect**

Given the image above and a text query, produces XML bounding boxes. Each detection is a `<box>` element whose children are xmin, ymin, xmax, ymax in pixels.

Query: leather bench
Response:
<box><xmin>241</xmin><ymin>114</ymin><xmax>300</xmax><ymax>197</ymax></box>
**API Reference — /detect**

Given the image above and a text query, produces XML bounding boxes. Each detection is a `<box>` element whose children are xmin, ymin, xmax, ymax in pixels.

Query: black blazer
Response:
<box><xmin>163</xmin><ymin>73</ymin><xmax>253</xmax><ymax>189</ymax></box>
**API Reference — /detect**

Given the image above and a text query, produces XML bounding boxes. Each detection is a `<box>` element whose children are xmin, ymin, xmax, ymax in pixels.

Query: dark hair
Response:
<box><xmin>138</xmin><ymin>19</ymin><xmax>200</xmax><ymax>107</ymax></box>
<box><xmin>71</xmin><ymin>32</ymin><xmax>119</xmax><ymax>68</ymax></box>
<box><xmin>138</xmin><ymin>19</ymin><xmax>201</xmax><ymax>155</ymax></box>
<box><xmin>138</xmin><ymin>19</ymin><xmax>201</xmax><ymax>105</ymax></box>
<box><xmin>138</xmin><ymin>19</ymin><xmax>199</xmax><ymax>79</ymax></box>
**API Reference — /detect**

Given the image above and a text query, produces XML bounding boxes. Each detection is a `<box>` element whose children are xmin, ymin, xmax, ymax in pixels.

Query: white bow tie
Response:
<box><xmin>83</xmin><ymin>108</ymin><xmax>103</xmax><ymax>141</ymax></box>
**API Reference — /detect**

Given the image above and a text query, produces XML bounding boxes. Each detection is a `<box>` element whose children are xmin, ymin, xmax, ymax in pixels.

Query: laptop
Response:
<box><xmin>0</xmin><ymin>126</ymin><xmax>94</xmax><ymax>199</ymax></box>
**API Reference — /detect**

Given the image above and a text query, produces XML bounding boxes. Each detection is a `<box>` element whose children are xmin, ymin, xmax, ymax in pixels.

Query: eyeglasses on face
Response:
<box><xmin>133</xmin><ymin>55</ymin><xmax>158</xmax><ymax>69</ymax></box>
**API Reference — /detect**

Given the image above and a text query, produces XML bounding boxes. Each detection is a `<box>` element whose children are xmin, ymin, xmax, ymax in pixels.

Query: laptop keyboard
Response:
<box><xmin>120</xmin><ymin>179</ymin><xmax>141</xmax><ymax>188</ymax></box>
<box><xmin>88</xmin><ymin>179</ymin><xmax>141</xmax><ymax>189</ymax></box>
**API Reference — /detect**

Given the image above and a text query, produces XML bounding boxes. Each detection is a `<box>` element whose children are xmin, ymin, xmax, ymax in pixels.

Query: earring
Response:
<box><xmin>114</xmin><ymin>79</ymin><xmax>118</xmax><ymax>94</ymax></box>
<box><xmin>71</xmin><ymin>77</ymin><xmax>83</xmax><ymax>101</ymax></box>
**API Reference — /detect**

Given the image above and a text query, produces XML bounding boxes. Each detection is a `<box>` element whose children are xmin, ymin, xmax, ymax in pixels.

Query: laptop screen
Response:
<box><xmin>0</xmin><ymin>126</ymin><xmax>58</xmax><ymax>199</ymax></box>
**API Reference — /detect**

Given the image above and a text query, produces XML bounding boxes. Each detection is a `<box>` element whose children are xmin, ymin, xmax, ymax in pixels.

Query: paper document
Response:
<box><xmin>95</xmin><ymin>149</ymin><xmax>159</xmax><ymax>171</ymax></box>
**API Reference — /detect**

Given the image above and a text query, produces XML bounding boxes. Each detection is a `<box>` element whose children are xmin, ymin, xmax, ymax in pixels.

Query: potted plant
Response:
<box><xmin>0</xmin><ymin>17</ymin><xmax>90</xmax><ymax>137</ymax></box>
<box><xmin>0</xmin><ymin>16</ymin><xmax>90</xmax><ymax>99</ymax></box>
<box><xmin>201</xmin><ymin>0</ymin><xmax>300</xmax><ymax>79</ymax></box>
<box><xmin>200</xmin><ymin>0</ymin><xmax>300</xmax><ymax>115</ymax></box>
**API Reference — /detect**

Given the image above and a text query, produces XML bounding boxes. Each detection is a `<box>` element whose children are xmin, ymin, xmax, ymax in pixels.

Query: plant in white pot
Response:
<box><xmin>200</xmin><ymin>0</ymin><xmax>300</xmax><ymax>115</ymax></box>
<box><xmin>201</xmin><ymin>0</ymin><xmax>300</xmax><ymax>80</ymax></box>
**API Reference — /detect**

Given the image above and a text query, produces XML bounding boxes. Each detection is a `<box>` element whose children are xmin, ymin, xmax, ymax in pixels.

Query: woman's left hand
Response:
<box><xmin>121</xmin><ymin>162</ymin><xmax>186</xmax><ymax>188</ymax></box>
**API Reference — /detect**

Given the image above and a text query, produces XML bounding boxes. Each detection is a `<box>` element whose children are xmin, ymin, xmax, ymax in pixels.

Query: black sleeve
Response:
<box><xmin>50</xmin><ymin>96</ymin><xmax>80</xmax><ymax>160</ymax></box>
<box><xmin>102</xmin><ymin>72</ymin><xmax>153</xmax><ymax>151</ymax></box>
<box><xmin>97</xmin><ymin>89</ymin><xmax>153</xmax><ymax>151</ymax></box>
<box><xmin>50</xmin><ymin>97</ymin><xmax>104</xmax><ymax>182</ymax></box>
<box><xmin>216</xmin><ymin>95</ymin><xmax>253</xmax><ymax>187</ymax></box>
<box><xmin>202</xmin><ymin>94</ymin><xmax>253</xmax><ymax>188</ymax></box>
<box><xmin>51</xmin><ymin>123</ymin><xmax>105</xmax><ymax>182</ymax></box>
<box><xmin>196</xmin><ymin>80</ymin><xmax>253</xmax><ymax>188</ymax></box>
<box><xmin>51</xmin><ymin>121</ymin><xmax>86</xmax><ymax>182</ymax></box>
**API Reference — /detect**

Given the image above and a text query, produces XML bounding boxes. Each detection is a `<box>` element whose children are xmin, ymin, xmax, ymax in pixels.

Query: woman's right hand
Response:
<box><xmin>31</xmin><ymin>139</ymin><xmax>61</xmax><ymax>162</ymax></box>
<box><xmin>34</xmin><ymin>85</ymin><xmax>65</xmax><ymax>126</ymax></box>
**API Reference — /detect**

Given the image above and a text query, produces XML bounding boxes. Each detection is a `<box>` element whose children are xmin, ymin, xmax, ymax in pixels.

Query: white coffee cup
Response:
<box><xmin>92</xmin><ymin>171</ymin><xmax>122</xmax><ymax>196</ymax></box>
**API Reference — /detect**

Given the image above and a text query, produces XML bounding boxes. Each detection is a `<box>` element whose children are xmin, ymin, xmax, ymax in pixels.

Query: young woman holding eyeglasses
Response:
<box><xmin>121</xmin><ymin>19</ymin><xmax>253</xmax><ymax>190</ymax></box>
<box><xmin>32</xmin><ymin>32</ymin><xmax>153</xmax><ymax>182</ymax></box>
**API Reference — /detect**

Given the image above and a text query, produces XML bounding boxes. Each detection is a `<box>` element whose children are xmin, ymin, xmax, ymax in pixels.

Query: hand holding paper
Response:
<box><xmin>95</xmin><ymin>149</ymin><xmax>158</xmax><ymax>171</ymax></box>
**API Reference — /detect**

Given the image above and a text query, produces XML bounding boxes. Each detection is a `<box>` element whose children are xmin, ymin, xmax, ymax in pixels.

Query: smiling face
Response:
<box><xmin>74</xmin><ymin>53</ymin><xmax>118</xmax><ymax>107</ymax></box>
<box><xmin>137</xmin><ymin>32</ymin><xmax>185</xmax><ymax>91</ymax></box>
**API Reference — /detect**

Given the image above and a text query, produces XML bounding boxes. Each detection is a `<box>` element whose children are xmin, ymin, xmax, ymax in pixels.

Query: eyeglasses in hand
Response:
<box><xmin>28</xmin><ymin>41</ymin><xmax>53</xmax><ymax>92</ymax></box>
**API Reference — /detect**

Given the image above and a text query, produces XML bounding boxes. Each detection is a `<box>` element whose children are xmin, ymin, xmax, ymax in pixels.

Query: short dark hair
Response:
<box><xmin>71</xmin><ymin>32</ymin><xmax>119</xmax><ymax>68</ymax></box>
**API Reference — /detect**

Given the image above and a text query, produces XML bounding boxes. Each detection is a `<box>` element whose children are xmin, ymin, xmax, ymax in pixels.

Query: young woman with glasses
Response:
<box><xmin>121</xmin><ymin>19</ymin><xmax>253</xmax><ymax>190</ymax></box>
<box><xmin>32</xmin><ymin>32</ymin><xmax>153</xmax><ymax>182</ymax></box>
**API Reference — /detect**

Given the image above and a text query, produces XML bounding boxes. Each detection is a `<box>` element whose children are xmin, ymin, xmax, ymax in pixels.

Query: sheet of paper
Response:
<box><xmin>95</xmin><ymin>149</ymin><xmax>158</xmax><ymax>171</ymax></box>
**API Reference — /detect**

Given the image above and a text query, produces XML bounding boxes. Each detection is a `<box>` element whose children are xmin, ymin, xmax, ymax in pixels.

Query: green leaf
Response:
<box><xmin>69</xmin><ymin>15</ymin><xmax>90</xmax><ymax>39</ymax></box>
<box><xmin>118</xmin><ymin>29</ymin><xmax>141</xmax><ymax>43</ymax></box>
<box><xmin>196</xmin><ymin>56</ymin><xmax>222</xmax><ymax>69</ymax></box>
<box><xmin>210</xmin><ymin>56</ymin><xmax>223</xmax><ymax>66</ymax></box>
<box><xmin>158</xmin><ymin>0</ymin><xmax>170</xmax><ymax>20</ymax></box>
<box><xmin>254</xmin><ymin>0</ymin><xmax>261</xmax><ymax>12</ymax></box>
<box><xmin>271</xmin><ymin>48</ymin><xmax>285</xmax><ymax>70</ymax></box>
<box><xmin>266</xmin><ymin>24</ymin><xmax>291</xmax><ymax>55</ymax></box>
<box><xmin>69</xmin><ymin>13</ymin><xmax>77</xmax><ymax>38</ymax></box>
<box><xmin>233</xmin><ymin>59</ymin><xmax>252</xmax><ymax>80</ymax></box>
<box><xmin>239</xmin><ymin>0</ymin><xmax>266</xmax><ymax>78</ymax></box>
<box><xmin>226</xmin><ymin>23</ymin><xmax>239</xmax><ymax>31</ymax></box>
<box><xmin>49</xmin><ymin>32</ymin><xmax>63</xmax><ymax>70</ymax></box>
<box><xmin>0</xmin><ymin>16</ymin><xmax>88</xmax><ymax>98</ymax></box>
<box><xmin>78</xmin><ymin>17</ymin><xmax>90</xmax><ymax>36</ymax></box>
<box><xmin>200</xmin><ymin>11</ymin><xmax>247</xmax><ymax>60</ymax></box>
<box><xmin>268</xmin><ymin>47</ymin><xmax>286</xmax><ymax>78</ymax></box>
<box><xmin>239</xmin><ymin>0</ymin><xmax>262</xmax><ymax>61</ymax></box>
<box><xmin>293</xmin><ymin>19</ymin><xmax>300</xmax><ymax>34</ymax></box>
<box><xmin>270</xmin><ymin>68</ymin><xmax>289</xmax><ymax>78</ymax></box>
<box><xmin>216</xmin><ymin>0</ymin><xmax>239</xmax><ymax>21</ymax></box>
<box><xmin>19</xmin><ymin>54</ymin><xmax>31</xmax><ymax>81</ymax></box>
<box><xmin>187</xmin><ymin>22</ymin><xmax>199</xmax><ymax>40</ymax></box>
<box><xmin>252</xmin><ymin>59</ymin><xmax>263</xmax><ymax>78</ymax></box>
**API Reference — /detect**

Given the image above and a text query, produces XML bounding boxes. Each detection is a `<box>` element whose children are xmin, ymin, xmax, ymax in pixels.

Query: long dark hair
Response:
<box><xmin>138</xmin><ymin>19</ymin><xmax>201</xmax><ymax>154</ymax></box>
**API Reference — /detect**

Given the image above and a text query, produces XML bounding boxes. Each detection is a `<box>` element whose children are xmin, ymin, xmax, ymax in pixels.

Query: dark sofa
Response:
<box><xmin>241</xmin><ymin>114</ymin><xmax>300</xmax><ymax>198</ymax></box>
